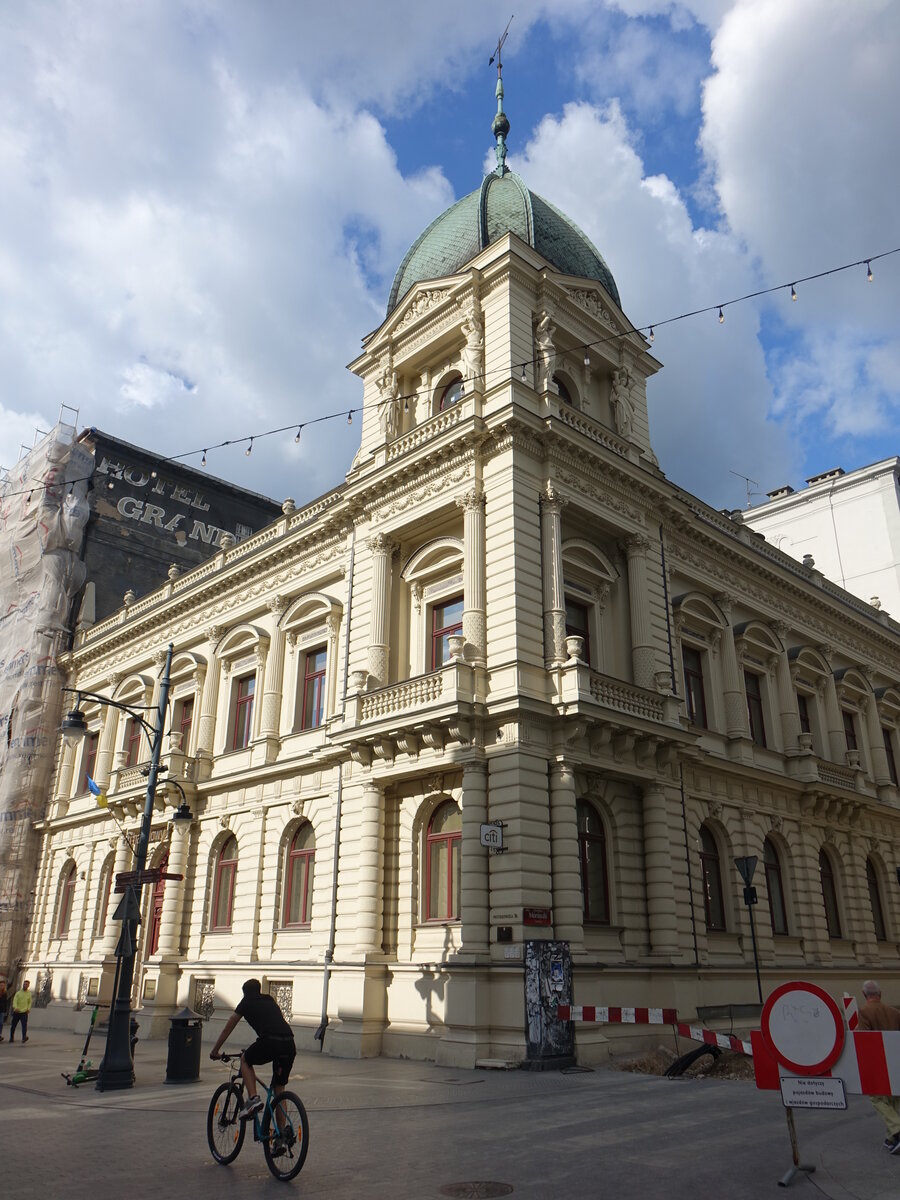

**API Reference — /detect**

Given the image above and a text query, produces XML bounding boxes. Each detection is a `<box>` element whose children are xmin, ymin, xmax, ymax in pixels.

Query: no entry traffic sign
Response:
<box><xmin>760</xmin><ymin>981</ymin><xmax>845</xmax><ymax>1076</ymax></box>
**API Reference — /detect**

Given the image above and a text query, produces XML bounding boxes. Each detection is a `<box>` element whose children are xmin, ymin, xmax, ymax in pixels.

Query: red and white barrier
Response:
<box><xmin>753</xmin><ymin>1029</ymin><xmax>900</xmax><ymax>1095</ymax></box>
<box><xmin>557</xmin><ymin>1005</ymin><xmax>676</xmax><ymax>1025</ymax></box>
<box><xmin>842</xmin><ymin>991</ymin><xmax>859</xmax><ymax>1031</ymax></box>
<box><xmin>674</xmin><ymin>1022</ymin><xmax>752</xmax><ymax>1056</ymax></box>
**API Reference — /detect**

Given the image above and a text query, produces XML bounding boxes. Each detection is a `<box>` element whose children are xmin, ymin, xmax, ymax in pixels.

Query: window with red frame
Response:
<box><xmin>56</xmin><ymin>861</ymin><xmax>77</xmax><ymax>938</ymax></box>
<box><xmin>229</xmin><ymin>675</ymin><xmax>255</xmax><ymax>750</ymax></box>
<box><xmin>425</xmin><ymin>801</ymin><xmax>461</xmax><ymax>921</ymax></box>
<box><xmin>210</xmin><ymin>836</ymin><xmax>238</xmax><ymax>930</ymax></box>
<box><xmin>842</xmin><ymin>709</ymin><xmax>858</xmax><ymax>753</ymax></box>
<box><xmin>80</xmin><ymin>731</ymin><xmax>99</xmax><ymax>793</ymax></box>
<box><xmin>577</xmin><ymin>799</ymin><xmax>609</xmax><ymax>923</ymax></box>
<box><xmin>283</xmin><ymin>824</ymin><xmax>315</xmax><ymax>926</ymax></box>
<box><xmin>867</xmin><ymin>858</ymin><xmax>887</xmax><ymax>941</ymax></box>
<box><xmin>175</xmin><ymin>696</ymin><xmax>194</xmax><ymax>752</ymax></box>
<box><xmin>124</xmin><ymin>717</ymin><xmax>143</xmax><ymax>768</ymax></box>
<box><xmin>565</xmin><ymin>599</ymin><xmax>591</xmax><ymax>665</ymax></box>
<box><xmin>298</xmin><ymin>647</ymin><xmax>327</xmax><ymax>731</ymax></box>
<box><xmin>763</xmin><ymin>837</ymin><xmax>788</xmax><ymax>935</ymax></box>
<box><xmin>94</xmin><ymin>856</ymin><xmax>114</xmax><ymax>938</ymax></box>
<box><xmin>797</xmin><ymin>692</ymin><xmax>812</xmax><ymax>735</ymax></box>
<box><xmin>699</xmin><ymin>824</ymin><xmax>726</xmax><ymax>931</ymax></box>
<box><xmin>148</xmin><ymin>849</ymin><xmax>168</xmax><ymax>955</ymax></box>
<box><xmin>819</xmin><ymin>849</ymin><xmax>842</xmax><ymax>938</ymax></box>
<box><xmin>744</xmin><ymin>671</ymin><xmax>767</xmax><ymax>747</ymax></box>
<box><xmin>431</xmin><ymin>596</ymin><xmax>463</xmax><ymax>669</ymax></box>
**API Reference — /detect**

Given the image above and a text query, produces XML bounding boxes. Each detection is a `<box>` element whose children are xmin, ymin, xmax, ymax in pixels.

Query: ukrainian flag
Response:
<box><xmin>86</xmin><ymin>776</ymin><xmax>108</xmax><ymax>808</ymax></box>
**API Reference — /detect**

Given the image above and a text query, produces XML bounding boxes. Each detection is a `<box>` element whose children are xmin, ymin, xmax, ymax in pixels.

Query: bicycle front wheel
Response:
<box><xmin>262</xmin><ymin>1090</ymin><xmax>310</xmax><ymax>1181</ymax></box>
<box><xmin>207</xmin><ymin>1082</ymin><xmax>246</xmax><ymax>1165</ymax></box>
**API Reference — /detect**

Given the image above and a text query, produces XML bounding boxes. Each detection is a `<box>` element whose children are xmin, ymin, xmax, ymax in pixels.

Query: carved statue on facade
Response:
<box><xmin>460</xmin><ymin>311</ymin><xmax>484</xmax><ymax>391</ymax></box>
<box><xmin>377</xmin><ymin>364</ymin><xmax>401</xmax><ymax>441</ymax></box>
<box><xmin>611</xmin><ymin>367</ymin><xmax>634</xmax><ymax>439</ymax></box>
<box><xmin>535</xmin><ymin>311</ymin><xmax>556</xmax><ymax>392</ymax></box>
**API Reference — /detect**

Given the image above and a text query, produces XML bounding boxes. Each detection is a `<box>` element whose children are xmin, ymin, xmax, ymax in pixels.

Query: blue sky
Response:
<box><xmin>1</xmin><ymin>1</ymin><xmax>897</xmax><ymax>511</ymax></box>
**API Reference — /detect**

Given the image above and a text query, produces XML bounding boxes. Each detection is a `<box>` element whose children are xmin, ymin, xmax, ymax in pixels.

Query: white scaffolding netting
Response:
<box><xmin>0</xmin><ymin>423</ymin><xmax>90</xmax><ymax>979</ymax></box>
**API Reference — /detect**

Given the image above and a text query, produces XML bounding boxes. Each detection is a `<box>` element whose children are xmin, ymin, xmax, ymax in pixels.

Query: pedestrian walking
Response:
<box><xmin>858</xmin><ymin>980</ymin><xmax>900</xmax><ymax>1152</ymax></box>
<box><xmin>0</xmin><ymin>978</ymin><xmax>8</xmax><ymax>1041</ymax></box>
<box><xmin>9</xmin><ymin>979</ymin><xmax>33</xmax><ymax>1043</ymax></box>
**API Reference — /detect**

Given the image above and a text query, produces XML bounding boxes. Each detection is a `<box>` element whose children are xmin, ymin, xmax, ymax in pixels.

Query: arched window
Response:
<box><xmin>577</xmin><ymin>800</ymin><xmax>609</xmax><ymax>924</ymax></box>
<box><xmin>425</xmin><ymin>801</ymin><xmax>461</xmax><ymax>921</ymax></box>
<box><xmin>94</xmin><ymin>855</ymin><xmax>114</xmax><ymax>938</ymax></box>
<box><xmin>819</xmin><ymin>849</ymin><xmax>842</xmax><ymax>939</ymax></box>
<box><xmin>210</xmin><ymin>836</ymin><xmax>238</xmax><ymax>931</ymax></box>
<box><xmin>867</xmin><ymin>858</ymin><xmax>887</xmax><ymax>941</ymax></box>
<box><xmin>699</xmin><ymin>825</ymin><xmax>726</xmax><ymax>931</ymax></box>
<box><xmin>552</xmin><ymin>374</ymin><xmax>574</xmax><ymax>405</ymax></box>
<box><xmin>283</xmin><ymin>824</ymin><xmax>315</xmax><ymax>927</ymax></box>
<box><xmin>56</xmin><ymin>861</ymin><xmax>77</xmax><ymax>939</ymax></box>
<box><xmin>439</xmin><ymin>376</ymin><xmax>464</xmax><ymax>411</ymax></box>
<box><xmin>763</xmin><ymin>838</ymin><xmax>788</xmax><ymax>935</ymax></box>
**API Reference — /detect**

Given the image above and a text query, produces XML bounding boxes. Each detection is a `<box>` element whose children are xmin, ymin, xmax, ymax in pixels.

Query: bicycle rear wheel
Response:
<box><xmin>207</xmin><ymin>1082</ymin><xmax>246</xmax><ymax>1165</ymax></box>
<box><xmin>262</xmin><ymin>1090</ymin><xmax>309</xmax><ymax>1181</ymax></box>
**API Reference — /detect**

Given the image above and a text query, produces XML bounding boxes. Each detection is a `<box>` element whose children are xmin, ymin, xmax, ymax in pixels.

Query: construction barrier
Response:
<box><xmin>557</xmin><ymin>1004</ymin><xmax>753</xmax><ymax>1056</ymax></box>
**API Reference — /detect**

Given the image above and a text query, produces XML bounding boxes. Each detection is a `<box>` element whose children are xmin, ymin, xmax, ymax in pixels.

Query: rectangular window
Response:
<box><xmin>431</xmin><ymin>596</ymin><xmax>464</xmax><ymax>670</ymax></box>
<box><xmin>229</xmin><ymin>674</ymin><xmax>255</xmax><ymax>750</ymax></box>
<box><xmin>299</xmin><ymin>646</ymin><xmax>327</xmax><ymax>731</ymax></box>
<box><xmin>797</xmin><ymin>693</ymin><xmax>811</xmax><ymax>735</ymax></box>
<box><xmin>842</xmin><ymin>709</ymin><xmax>858</xmax><ymax>753</ymax></box>
<box><xmin>744</xmin><ymin>671</ymin><xmax>767</xmax><ymax>747</ymax></box>
<box><xmin>175</xmin><ymin>697</ymin><xmax>194</xmax><ymax>753</ymax></box>
<box><xmin>80</xmin><ymin>732</ymin><xmax>99</xmax><ymax>793</ymax></box>
<box><xmin>124</xmin><ymin>717</ymin><xmax>143</xmax><ymax>768</ymax></box>
<box><xmin>883</xmin><ymin>727</ymin><xmax>899</xmax><ymax>786</ymax></box>
<box><xmin>682</xmin><ymin>646</ymin><xmax>708</xmax><ymax>728</ymax></box>
<box><xmin>565</xmin><ymin>598</ymin><xmax>591</xmax><ymax>666</ymax></box>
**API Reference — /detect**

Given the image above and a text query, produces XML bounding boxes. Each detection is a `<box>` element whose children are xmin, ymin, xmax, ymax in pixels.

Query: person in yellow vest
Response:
<box><xmin>9</xmin><ymin>980</ymin><xmax>32</xmax><ymax>1043</ymax></box>
<box><xmin>859</xmin><ymin>980</ymin><xmax>900</xmax><ymax>1152</ymax></box>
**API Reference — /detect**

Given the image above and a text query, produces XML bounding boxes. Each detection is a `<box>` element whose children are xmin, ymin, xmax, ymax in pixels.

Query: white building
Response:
<box><xmin>741</xmin><ymin>460</ymin><xmax>900</xmax><ymax>617</ymax></box>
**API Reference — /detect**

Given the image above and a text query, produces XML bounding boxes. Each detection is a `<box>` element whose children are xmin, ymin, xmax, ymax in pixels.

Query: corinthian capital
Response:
<box><xmin>455</xmin><ymin>487</ymin><xmax>486</xmax><ymax>513</ymax></box>
<box><xmin>367</xmin><ymin>533</ymin><xmax>397</xmax><ymax>557</ymax></box>
<box><xmin>540</xmin><ymin>485</ymin><xmax>567</xmax><ymax>516</ymax></box>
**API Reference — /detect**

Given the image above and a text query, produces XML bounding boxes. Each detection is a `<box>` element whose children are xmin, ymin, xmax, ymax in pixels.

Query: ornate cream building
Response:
<box><xmin>24</xmin><ymin>99</ymin><xmax>900</xmax><ymax>1065</ymax></box>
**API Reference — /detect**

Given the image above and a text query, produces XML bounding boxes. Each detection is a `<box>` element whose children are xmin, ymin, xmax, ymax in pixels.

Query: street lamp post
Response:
<box><xmin>734</xmin><ymin>854</ymin><xmax>763</xmax><ymax>1005</ymax></box>
<box><xmin>60</xmin><ymin>642</ymin><xmax>174</xmax><ymax>1090</ymax></box>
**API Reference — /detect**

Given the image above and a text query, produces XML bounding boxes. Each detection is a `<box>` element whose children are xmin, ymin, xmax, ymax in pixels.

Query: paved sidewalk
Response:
<box><xmin>3</xmin><ymin>1025</ymin><xmax>900</xmax><ymax>1197</ymax></box>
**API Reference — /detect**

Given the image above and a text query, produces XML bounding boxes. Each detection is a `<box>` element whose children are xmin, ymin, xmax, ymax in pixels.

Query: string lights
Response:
<box><xmin>2</xmin><ymin>244</ymin><xmax>898</xmax><ymax>503</ymax></box>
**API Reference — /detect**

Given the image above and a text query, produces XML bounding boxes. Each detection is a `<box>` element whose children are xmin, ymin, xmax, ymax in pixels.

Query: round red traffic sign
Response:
<box><xmin>760</xmin><ymin>981</ymin><xmax>845</xmax><ymax>1075</ymax></box>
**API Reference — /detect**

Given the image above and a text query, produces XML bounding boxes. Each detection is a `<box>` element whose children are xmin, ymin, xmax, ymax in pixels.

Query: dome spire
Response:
<box><xmin>489</xmin><ymin>16</ymin><xmax>512</xmax><ymax>176</ymax></box>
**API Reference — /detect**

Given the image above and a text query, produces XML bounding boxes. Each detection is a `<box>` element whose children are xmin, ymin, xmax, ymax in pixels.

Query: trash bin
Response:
<box><xmin>165</xmin><ymin>1007</ymin><xmax>203</xmax><ymax>1084</ymax></box>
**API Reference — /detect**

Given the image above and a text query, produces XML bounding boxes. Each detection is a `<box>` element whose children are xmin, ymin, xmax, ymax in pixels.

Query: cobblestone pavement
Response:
<box><xmin>2</xmin><ymin>1025</ymin><xmax>898</xmax><ymax>1198</ymax></box>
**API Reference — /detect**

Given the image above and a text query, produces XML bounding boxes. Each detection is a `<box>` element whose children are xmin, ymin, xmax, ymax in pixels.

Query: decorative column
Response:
<box><xmin>195</xmin><ymin>626</ymin><xmax>223</xmax><ymax>764</ymax></box>
<box><xmin>819</xmin><ymin>648</ymin><xmax>846</xmax><ymax>762</ymax></box>
<box><xmin>55</xmin><ymin>739</ymin><xmax>77</xmax><ymax>802</ymax></box>
<box><xmin>540</xmin><ymin>486</ymin><xmax>567</xmax><ymax>666</ymax></box>
<box><xmin>624</xmin><ymin>535</ymin><xmax>656</xmax><ymax>689</ymax></box>
<box><xmin>773</xmin><ymin>626</ymin><xmax>800</xmax><ymax>752</ymax></box>
<box><xmin>642</xmin><ymin>785</ymin><xmax>680</xmax><ymax>957</ymax></box>
<box><xmin>457</xmin><ymin>488</ymin><xmax>487</xmax><ymax>665</ymax></box>
<box><xmin>459</xmin><ymin>761</ymin><xmax>490</xmax><ymax>952</ymax></box>
<box><xmin>355</xmin><ymin>781</ymin><xmax>385</xmax><ymax>955</ymax></box>
<box><xmin>716</xmin><ymin>595</ymin><xmax>751</xmax><ymax>739</ymax></box>
<box><xmin>155</xmin><ymin>815</ymin><xmax>193</xmax><ymax>958</ymax></box>
<box><xmin>259</xmin><ymin>596</ymin><xmax>288</xmax><ymax>741</ymax></box>
<box><xmin>861</xmin><ymin>679</ymin><xmax>892</xmax><ymax>785</ymax></box>
<box><xmin>94</xmin><ymin>678</ymin><xmax>122</xmax><ymax>787</ymax></box>
<box><xmin>367</xmin><ymin>535</ymin><xmax>395</xmax><ymax>685</ymax></box>
<box><xmin>548</xmin><ymin>761</ymin><xmax>585</xmax><ymax>951</ymax></box>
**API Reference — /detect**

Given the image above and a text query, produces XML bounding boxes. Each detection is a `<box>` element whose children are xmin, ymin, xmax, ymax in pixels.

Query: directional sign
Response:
<box><xmin>114</xmin><ymin>869</ymin><xmax>183</xmax><ymax>893</ymax></box>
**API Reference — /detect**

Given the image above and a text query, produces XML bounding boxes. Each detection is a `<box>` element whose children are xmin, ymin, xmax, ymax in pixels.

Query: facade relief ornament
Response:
<box><xmin>395</xmin><ymin>288</ymin><xmax>453</xmax><ymax>331</ymax></box>
<box><xmin>291</xmin><ymin>799</ymin><xmax>304</xmax><ymax>817</ymax></box>
<box><xmin>565</xmin><ymin>287</ymin><xmax>612</xmax><ymax>324</ymax></box>
<box><xmin>218</xmin><ymin>815</ymin><xmax>231</xmax><ymax>829</ymax></box>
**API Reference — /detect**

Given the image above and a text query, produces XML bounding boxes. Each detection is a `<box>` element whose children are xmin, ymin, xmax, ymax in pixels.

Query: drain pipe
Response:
<box><xmin>315</xmin><ymin>524</ymin><xmax>356</xmax><ymax>1048</ymax></box>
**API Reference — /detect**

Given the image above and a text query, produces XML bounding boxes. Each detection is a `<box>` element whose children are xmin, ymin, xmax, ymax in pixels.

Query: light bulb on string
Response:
<box><xmin>521</xmin><ymin>364</ymin><xmax>527</xmax><ymax>381</ymax></box>
<box><xmin>718</xmin><ymin>307</ymin><xmax>725</xmax><ymax>324</ymax></box>
<box><xmin>294</xmin><ymin>426</ymin><xmax>302</xmax><ymax>444</ymax></box>
<box><xmin>867</xmin><ymin>261</ymin><xmax>873</xmax><ymax>282</ymax></box>
<box><xmin>347</xmin><ymin>411</ymin><xmax>353</xmax><ymax>425</ymax></box>
<box><xmin>791</xmin><ymin>284</ymin><xmax>797</xmax><ymax>302</ymax></box>
<box><xmin>583</xmin><ymin>350</ymin><xmax>590</xmax><ymax>367</ymax></box>
<box><xmin>201</xmin><ymin>449</ymin><xmax>207</xmax><ymax>467</ymax></box>
<box><xmin>648</xmin><ymin>327</ymin><xmax>655</xmax><ymax>344</ymax></box>
<box><xmin>403</xmin><ymin>397</ymin><xmax>409</xmax><ymax>413</ymax></box>
<box><xmin>460</xmin><ymin>380</ymin><xmax>466</xmax><ymax>396</ymax></box>
<box><xmin>245</xmin><ymin>437</ymin><xmax>253</xmax><ymax>457</ymax></box>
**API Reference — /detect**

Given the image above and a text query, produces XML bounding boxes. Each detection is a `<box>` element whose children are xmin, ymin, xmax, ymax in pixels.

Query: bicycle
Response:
<box><xmin>207</xmin><ymin>1050</ymin><xmax>310</xmax><ymax>1182</ymax></box>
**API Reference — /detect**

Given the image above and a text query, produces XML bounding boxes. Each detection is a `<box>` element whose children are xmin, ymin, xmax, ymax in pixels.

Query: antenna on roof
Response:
<box><xmin>730</xmin><ymin>468</ymin><xmax>761</xmax><ymax>509</ymax></box>
<box><xmin>489</xmin><ymin>15</ymin><xmax>513</xmax><ymax>175</ymax></box>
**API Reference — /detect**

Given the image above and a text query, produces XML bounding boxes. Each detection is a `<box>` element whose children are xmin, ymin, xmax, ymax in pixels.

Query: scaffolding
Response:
<box><xmin>0</xmin><ymin>422</ymin><xmax>91</xmax><ymax>981</ymax></box>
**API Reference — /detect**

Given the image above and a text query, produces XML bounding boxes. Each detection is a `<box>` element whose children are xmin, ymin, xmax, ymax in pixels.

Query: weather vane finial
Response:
<box><xmin>489</xmin><ymin>15</ymin><xmax>513</xmax><ymax>175</ymax></box>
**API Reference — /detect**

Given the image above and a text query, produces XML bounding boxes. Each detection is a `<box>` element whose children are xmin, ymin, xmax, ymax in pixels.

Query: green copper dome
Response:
<box><xmin>387</xmin><ymin>169</ymin><xmax>621</xmax><ymax>315</ymax></box>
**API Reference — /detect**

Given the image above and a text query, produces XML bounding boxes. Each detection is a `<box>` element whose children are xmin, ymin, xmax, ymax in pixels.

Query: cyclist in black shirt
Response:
<box><xmin>210</xmin><ymin>978</ymin><xmax>296</xmax><ymax>1118</ymax></box>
